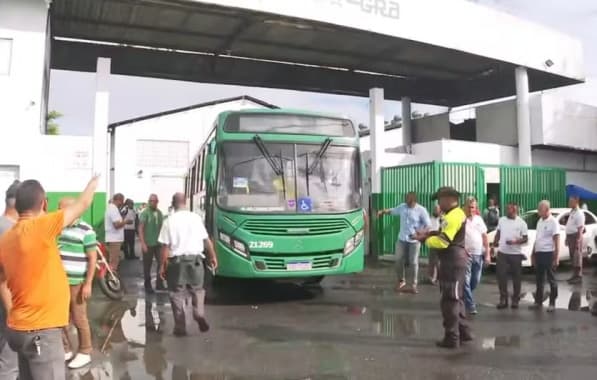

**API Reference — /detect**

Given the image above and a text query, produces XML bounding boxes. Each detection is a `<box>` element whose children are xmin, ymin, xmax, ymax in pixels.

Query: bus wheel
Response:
<box><xmin>303</xmin><ymin>276</ymin><xmax>325</xmax><ymax>286</ymax></box>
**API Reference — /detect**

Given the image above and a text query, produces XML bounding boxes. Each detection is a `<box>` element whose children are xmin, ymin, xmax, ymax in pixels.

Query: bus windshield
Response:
<box><xmin>217</xmin><ymin>141</ymin><xmax>361</xmax><ymax>213</ymax></box>
<box><xmin>224</xmin><ymin>113</ymin><xmax>355</xmax><ymax>137</ymax></box>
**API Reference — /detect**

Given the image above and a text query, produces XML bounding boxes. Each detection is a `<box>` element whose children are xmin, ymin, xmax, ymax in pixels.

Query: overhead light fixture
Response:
<box><xmin>544</xmin><ymin>59</ymin><xmax>554</xmax><ymax>68</ymax></box>
<box><xmin>263</xmin><ymin>19</ymin><xmax>313</xmax><ymax>30</ymax></box>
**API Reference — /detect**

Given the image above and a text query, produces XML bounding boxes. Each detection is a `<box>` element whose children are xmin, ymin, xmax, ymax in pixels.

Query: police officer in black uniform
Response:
<box><xmin>414</xmin><ymin>187</ymin><xmax>472</xmax><ymax>348</ymax></box>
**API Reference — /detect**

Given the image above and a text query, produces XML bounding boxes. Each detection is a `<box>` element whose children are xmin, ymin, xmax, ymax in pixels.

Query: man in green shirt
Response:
<box><xmin>58</xmin><ymin>197</ymin><xmax>98</xmax><ymax>369</ymax></box>
<box><xmin>139</xmin><ymin>194</ymin><xmax>164</xmax><ymax>293</ymax></box>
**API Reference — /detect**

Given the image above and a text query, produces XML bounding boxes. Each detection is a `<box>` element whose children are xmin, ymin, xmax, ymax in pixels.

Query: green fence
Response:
<box><xmin>499</xmin><ymin>166</ymin><xmax>566</xmax><ymax>213</ymax></box>
<box><xmin>47</xmin><ymin>192</ymin><xmax>107</xmax><ymax>242</ymax></box>
<box><xmin>371</xmin><ymin>162</ymin><xmax>566</xmax><ymax>257</ymax></box>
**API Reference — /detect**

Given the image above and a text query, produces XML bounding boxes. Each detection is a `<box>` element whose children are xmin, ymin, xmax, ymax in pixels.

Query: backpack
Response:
<box><xmin>485</xmin><ymin>207</ymin><xmax>499</xmax><ymax>227</ymax></box>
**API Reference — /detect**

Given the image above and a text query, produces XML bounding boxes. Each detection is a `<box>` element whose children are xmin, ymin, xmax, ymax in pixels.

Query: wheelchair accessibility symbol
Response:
<box><xmin>298</xmin><ymin>197</ymin><xmax>313</xmax><ymax>213</ymax></box>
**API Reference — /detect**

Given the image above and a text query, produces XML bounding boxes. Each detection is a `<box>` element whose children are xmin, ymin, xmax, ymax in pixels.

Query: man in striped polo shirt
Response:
<box><xmin>58</xmin><ymin>198</ymin><xmax>97</xmax><ymax>369</ymax></box>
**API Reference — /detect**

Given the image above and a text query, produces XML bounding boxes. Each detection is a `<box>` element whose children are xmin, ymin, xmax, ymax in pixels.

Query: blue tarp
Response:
<box><xmin>566</xmin><ymin>184</ymin><xmax>597</xmax><ymax>200</ymax></box>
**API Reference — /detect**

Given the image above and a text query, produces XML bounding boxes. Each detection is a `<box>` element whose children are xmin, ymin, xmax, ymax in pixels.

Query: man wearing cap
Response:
<box><xmin>0</xmin><ymin>180</ymin><xmax>20</xmax><ymax>380</ymax></box>
<box><xmin>414</xmin><ymin>187</ymin><xmax>472</xmax><ymax>349</ymax></box>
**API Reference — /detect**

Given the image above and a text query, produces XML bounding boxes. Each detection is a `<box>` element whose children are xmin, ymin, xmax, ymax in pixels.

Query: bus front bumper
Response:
<box><xmin>214</xmin><ymin>241</ymin><xmax>365</xmax><ymax>278</ymax></box>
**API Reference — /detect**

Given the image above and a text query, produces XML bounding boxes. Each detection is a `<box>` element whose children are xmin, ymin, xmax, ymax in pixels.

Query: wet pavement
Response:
<box><xmin>72</xmin><ymin>259</ymin><xmax>597</xmax><ymax>380</ymax></box>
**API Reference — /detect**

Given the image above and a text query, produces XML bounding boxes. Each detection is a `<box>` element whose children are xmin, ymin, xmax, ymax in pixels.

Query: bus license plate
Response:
<box><xmin>287</xmin><ymin>261</ymin><xmax>312</xmax><ymax>271</ymax></box>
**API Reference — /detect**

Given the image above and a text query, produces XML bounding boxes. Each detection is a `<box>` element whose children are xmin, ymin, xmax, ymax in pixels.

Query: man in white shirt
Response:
<box><xmin>530</xmin><ymin>200</ymin><xmax>559</xmax><ymax>312</ymax></box>
<box><xmin>104</xmin><ymin>193</ymin><xmax>129</xmax><ymax>271</ymax></box>
<box><xmin>565</xmin><ymin>195</ymin><xmax>585</xmax><ymax>284</ymax></box>
<box><xmin>158</xmin><ymin>193</ymin><xmax>218</xmax><ymax>337</ymax></box>
<box><xmin>492</xmin><ymin>202</ymin><xmax>528</xmax><ymax>309</ymax></box>
<box><xmin>463</xmin><ymin>197</ymin><xmax>490</xmax><ymax>315</ymax></box>
<box><xmin>123</xmin><ymin>199</ymin><xmax>137</xmax><ymax>260</ymax></box>
<box><xmin>426</xmin><ymin>204</ymin><xmax>441</xmax><ymax>285</ymax></box>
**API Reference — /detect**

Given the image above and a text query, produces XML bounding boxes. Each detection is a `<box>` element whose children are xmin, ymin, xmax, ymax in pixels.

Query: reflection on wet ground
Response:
<box><xmin>73</xmin><ymin>260</ymin><xmax>597</xmax><ymax>379</ymax></box>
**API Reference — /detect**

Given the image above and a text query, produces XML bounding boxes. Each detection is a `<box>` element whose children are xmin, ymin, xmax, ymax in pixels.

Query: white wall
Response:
<box><xmin>33</xmin><ymin>136</ymin><xmax>93</xmax><ymax>191</ymax></box>
<box><xmin>566</xmin><ymin>172</ymin><xmax>597</xmax><ymax>192</ymax></box>
<box><xmin>476</xmin><ymin>99</ymin><xmax>517</xmax><ymax>146</ymax></box>
<box><xmin>0</xmin><ymin>0</ymin><xmax>48</xmax><ymax>141</ymax></box>
<box><xmin>0</xmin><ymin>1</ymin><xmax>83</xmax><ymax>195</ymax></box>
<box><xmin>441</xmin><ymin>140</ymin><xmax>518</xmax><ymax>165</ymax></box>
<box><xmin>113</xmin><ymin>99</ymin><xmax>268</xmax><ymax>209</ymax></box>
<box><xmin>412</xmin><ymin>114</ymin><xmax>450</xmax><ymax>143</ymax></box>
<box><xmin>539</xmin><ymin>93</ymin><xmax>597</xmax><ymax>151</ymax></box>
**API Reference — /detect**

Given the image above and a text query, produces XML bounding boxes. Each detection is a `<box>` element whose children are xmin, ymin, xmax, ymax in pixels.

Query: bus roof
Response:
<box><xmin>217</xmin><ymin>108</ymin><xmax>352</xmax><ymax>122</ymax></box>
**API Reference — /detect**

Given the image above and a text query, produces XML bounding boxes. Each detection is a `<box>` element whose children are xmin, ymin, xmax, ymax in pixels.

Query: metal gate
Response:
<box><xmin>374</xmin><ymin>162</ymin><xmax>485</xmax><ymax>257</ymax></box>
<box><xmin>499</xmin><ymin>166</ymin><xmax>566</xmax><ymax>212</ymax></box>
<box><xmin>371</xmin><ymin>162</ymin><xmax>565</xmax><ymax>257</ymax></box>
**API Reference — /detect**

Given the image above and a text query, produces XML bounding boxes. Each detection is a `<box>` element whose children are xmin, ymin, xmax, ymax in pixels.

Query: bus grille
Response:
<box><xmin>259</xmin><ymin>255</ymin><xmax>336</xmax><ymax>271</ymax></box>
<box><xmin>243</xmin><ymin>219</ymin><xmax>349</xmax><ymax>236</ymax></box>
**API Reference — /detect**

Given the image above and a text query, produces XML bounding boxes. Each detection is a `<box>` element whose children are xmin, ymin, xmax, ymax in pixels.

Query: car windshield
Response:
<box><xmin>522</xmin><ymin>212</ymin><xmax>560</xmax><ymax>229</ymax></box>
<box><xmin>217</xmin><ymin>141</ymin><xmax>361</xmax><ymax>213</ymax></box>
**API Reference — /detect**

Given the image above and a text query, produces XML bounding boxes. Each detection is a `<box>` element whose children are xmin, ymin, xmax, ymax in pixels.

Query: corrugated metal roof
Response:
<box><xmin>107</xmin><ymin>95</ymin><xmax>278</xmax><ymax>130</ymax></box>
<box><xmin>50</xmin><ymin>0</ymin><xmax>584</xmax><ymax>106</ymax></box>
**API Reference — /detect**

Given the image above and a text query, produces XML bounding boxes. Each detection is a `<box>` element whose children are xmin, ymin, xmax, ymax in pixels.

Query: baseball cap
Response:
<box><xmin>431</xmin><ymin>186</ymin><xmax>461</xmax><ymax>200</ymax></box>
<box><xmin>5</xmin><ymin>180</ymin><xmax>20</xmax><ymax>201</ymax></box>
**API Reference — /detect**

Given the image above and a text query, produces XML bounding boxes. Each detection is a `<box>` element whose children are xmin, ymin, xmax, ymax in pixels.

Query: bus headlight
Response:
<box><xmin>344</xmin><ymin>229</ymin><xmax>364</xmax><ymax>256</ymax></box>
<box><xmin>219</xmin><ymin>232</ymin><xmax>231</xmax><ymax>245</ymax></box>
<box><xmin>232</xmin><ymin>239</ymin><xmax>248</xmax><ymax>257</ymax></box>
<box><xmin>219</xmin><ymin>232</ymin><xmax>249</xmax><ymax>258</ymax></box>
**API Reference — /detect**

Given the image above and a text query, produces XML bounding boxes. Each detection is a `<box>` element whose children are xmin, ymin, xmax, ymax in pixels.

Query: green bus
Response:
<box><xmin>185</xmin><ymin>109</ymin><xmax>365</xmax><ymax>281</ymax></box>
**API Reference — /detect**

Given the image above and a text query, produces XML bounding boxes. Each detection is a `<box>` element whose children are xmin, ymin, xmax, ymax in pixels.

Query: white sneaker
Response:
<box><xmin>68</xmin><ymin>353</ymin><xmax>91</xmax><ymax>369</ymax></box>
<box><xmin>64</xmin><ymin>351</ymin><xmax>74</xmax><ymax>361</ymax></box>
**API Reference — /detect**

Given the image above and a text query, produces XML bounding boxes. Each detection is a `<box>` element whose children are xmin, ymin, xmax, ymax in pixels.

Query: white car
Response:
<box><xmin>488</xmin><ymin>208</ymin><xmax>597</xmax><ymax>267</ymax></box>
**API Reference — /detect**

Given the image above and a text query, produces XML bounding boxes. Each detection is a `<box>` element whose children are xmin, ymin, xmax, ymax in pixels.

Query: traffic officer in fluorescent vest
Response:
<box><xmin>414</xmin><ymin>187</ymin><xmax>472</xmax><ymax>349</ymax></box>
<box><xmin>158</xmin><ymin>193</ymin><xmax>218</xmax><ymax>337</ymax></box>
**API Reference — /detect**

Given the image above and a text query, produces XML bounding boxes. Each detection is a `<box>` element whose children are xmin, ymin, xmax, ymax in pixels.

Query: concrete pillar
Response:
<box><xmin>401</xmin><ymin>96</ymin><xmax>412</xmax><ymax>147</ymax></box>
<box><xmin>109</xmin><ymin>128</ymin><xmax>116</xmax><ymax>198</ymax></box>
<box><xmin>369</xmin><ymin>88</ymin><xmax>385</xmax><ymax>194</ymax></box>
<box><xmin>515</xmin><ymin>66</ymin><xmax>532</xmax><ymax>166</ymax></box>
<box><xmin>93</xmin><ymin>57</ymin><xmax>111</xmax><ymax>198</ymax></box>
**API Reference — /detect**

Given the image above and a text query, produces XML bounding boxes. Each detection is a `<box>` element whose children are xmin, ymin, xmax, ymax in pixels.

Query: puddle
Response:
<box><xmin>371</xmin><ymin>309</ymin><xmax>420</xmax><ymax>338</ymax></box>
<box><xmin>481</xmin><ymin>335</ymin><xmax>521</xmax><ymax>350</ymax></box>
<box><xmin>520</xmin><ymin>288</ymin><xmax>597</xmax><ymax>311</ymax></box>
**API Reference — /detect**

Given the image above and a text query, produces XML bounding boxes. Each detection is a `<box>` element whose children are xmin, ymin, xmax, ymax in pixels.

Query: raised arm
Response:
<box><xmin>62</xmin><ymin>175</ymin><xmax>100</xmax><ymax>228</ymax></box>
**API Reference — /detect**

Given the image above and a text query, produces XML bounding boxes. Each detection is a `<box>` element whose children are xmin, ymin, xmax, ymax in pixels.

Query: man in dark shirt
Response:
<box><xmin>415</xmin><ymin>187</ymin><xmax>471</xmax><ymax>349</ymax></box>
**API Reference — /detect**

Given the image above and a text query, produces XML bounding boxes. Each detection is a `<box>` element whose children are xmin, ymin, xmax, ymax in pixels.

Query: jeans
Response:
<box><xmin>168</xmin><ymin>259</ymin><xmax>206</xmax><ymax>333</ymax></box>
<box><xmin>395</xmin><ymin>240</ymin><xmax>420</xmax><ymax>287</ymax></box>
<box><xmin>62</xmin><ymin>283</ymin><xmax>93</xmax><ymax>355</ymax></box>
<box><xmin>534</xmin><ymin>251</ymin><xmax>558</xmax><ymax>305</ymax></box>
<box><xmin>463</xmin><ymin>254</ymin><xmax>484</xmax><ymax>311</ymax></box>
<box><xmin>0</xmin><ymin>302</ymin><xmax>18</xmax><ymax>380</ymax></box>
<box><xmin>144</xmin><ymin>245</ymin><xmax>164</xmax><ymax>290</ymax></box>
<box><xmin>6</xmin><ymin>328</ymin><xmax>65</xmax><ymax>380</ymax></box>
<box><xmin>123</xmin><ymin>230</ymin><xmax>136</xmax><ymax>259</ymax></box>
<box><xmin>496</xmin><ymin>253</ymin><xmax>523</xmax><ymax>304</ymax></box>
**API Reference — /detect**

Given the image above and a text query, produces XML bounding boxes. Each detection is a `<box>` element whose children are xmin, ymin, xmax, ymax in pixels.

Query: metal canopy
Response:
<box><xmin>50</xmin><ymin>0</ymin><xmax>583</xmax><ymax>106</ymax></box>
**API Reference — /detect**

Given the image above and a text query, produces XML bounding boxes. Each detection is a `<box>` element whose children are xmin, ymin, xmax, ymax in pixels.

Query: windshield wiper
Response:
<box><xmin>253</xmin><ymin>135</ymin><xmax>282</xmax><ymax>175</ymax></box>
<box><xmin>278</xmin><ymin>150</ymin><xmax>287</xmax><ymax>199</ymax></box>
<box><xmin>308</xmin><ymin>138</ymin><xmax>332</xmax><ymax>175</ymax></box>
